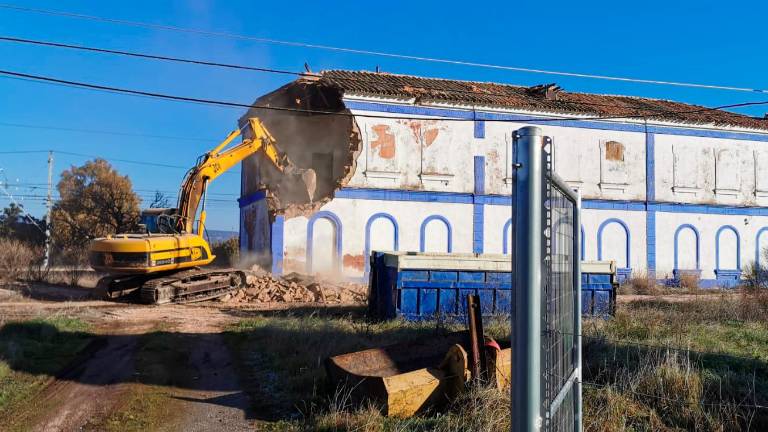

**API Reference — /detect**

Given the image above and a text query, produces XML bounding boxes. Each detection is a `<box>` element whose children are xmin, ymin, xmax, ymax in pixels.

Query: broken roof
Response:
<box><xmin>315</xmin><ymin>70</ymin><xmax>768</xmax><ymax>132</ymax></box>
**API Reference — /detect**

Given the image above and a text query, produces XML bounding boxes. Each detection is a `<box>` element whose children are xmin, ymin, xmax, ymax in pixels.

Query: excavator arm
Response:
<box><xmin>176</xmin><ymin>117</ymin><xmax>315</xmax><ymax>234</ymax></box>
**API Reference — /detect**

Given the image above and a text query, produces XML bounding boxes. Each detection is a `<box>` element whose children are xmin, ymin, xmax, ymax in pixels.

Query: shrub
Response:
<box><xmin>743</xmin><ymin>261</ymin><xmax>768</xmax><ymax>290</ymax></box>
<box><xmin>678</xmin><ymin>271</ymin><xmax>701</xmax><ymax>292</ymax></box>
<box><xmin>24</xmin><ymin>247</ymin><xmax>50</xmax><ymax>283</ymax></box>
<box><xmin>621</xmin><ymin>271</ymin><xmax>659</xmax><ymax>295</ymax></box>
<box><xmin>0</xmin><ymin>238</ymin><xmax>37</xmax><ymax>285</ymax></box>
<box><xmin>211</xmin><ymin>237</ymin><xmax>239</xmax><ymax>268</ymax></box>
<box><xmin>58</xmin><ymin>246</ymin><xmax>88</xmax><ymax>287</ymax></box>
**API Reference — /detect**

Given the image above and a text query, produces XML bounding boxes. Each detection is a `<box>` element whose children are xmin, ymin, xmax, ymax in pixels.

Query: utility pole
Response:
<box><xmin>43</xmin><ymin>151</ymin><xmax>53</xmax><ymax>268</ymax></box>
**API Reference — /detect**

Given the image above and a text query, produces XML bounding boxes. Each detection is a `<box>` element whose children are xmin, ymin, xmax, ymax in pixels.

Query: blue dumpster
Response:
<box><xmin>368</xmin><ymin>252</ymin><xmax>512</xmax><ymax>321</ymax></box>
<box><xmin>368</xmin><ymin>252</ymin><xmax>617</xmax><ymax>321</ymax></box>
<box><xmin>581</xmin><ymin>261</ymin><xmax>618</xmax><ymax>317</ymax></box>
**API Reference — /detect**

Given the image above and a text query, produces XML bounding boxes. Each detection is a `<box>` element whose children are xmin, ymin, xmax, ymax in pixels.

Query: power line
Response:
<box><xmin>1</xmin><ymin>4</ymin><xmax>766</xmax><ymax>95</ymax></box>
<box><xmin>0</xmin><ymin>149</ymin><xmax>241</xmax><ymax>173</ymax></box>
<box><xmin>0</xmin><ymin>35</ymin><xmax>700</xmax><ymax>114</ymax></box>
<box><xmin>10</xmin><ymin>182</ymin><xmax>239</xmax><ymax>197</ymax></box>
<box><xmin>0</xmin><ymin>120</ymin><xmax>216</xmax><ymax>142</ymax></box>
<box><xmin>2</xmin><ymin>68</ymin><xmax>768</xmax><ymax>125</ymax></box>
<box><xmin>0</xmin><ymin>35</ymin><xmax>303</xmax><ymax>77</ymax></box>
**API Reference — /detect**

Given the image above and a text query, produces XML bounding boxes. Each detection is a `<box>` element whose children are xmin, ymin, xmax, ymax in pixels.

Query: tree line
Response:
<box><xmin>1</xmin><ymin>159</ymin><xmax>162</xmax><ymax>267</ymax></box>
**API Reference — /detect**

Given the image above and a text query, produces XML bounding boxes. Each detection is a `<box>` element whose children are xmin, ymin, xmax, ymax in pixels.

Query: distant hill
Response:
<box><xmin>206</xmin><ymin>229</ymin><xmax>238</xmax><ymax>244</ymax></box>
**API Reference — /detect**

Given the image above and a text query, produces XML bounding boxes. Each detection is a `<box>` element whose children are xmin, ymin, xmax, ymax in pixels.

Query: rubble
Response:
<box><xmin>218</xmin><ymin>269</ymin><xmax>367</xmax><ymax>305</ymax></box>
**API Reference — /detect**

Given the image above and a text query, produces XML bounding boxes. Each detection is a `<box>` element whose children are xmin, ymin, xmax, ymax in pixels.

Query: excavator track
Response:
<box><xmin>95</xmin><ymin>273</ymin><xmax>156</xmax><ymax>300</ymax></box>
<box><xmin>96</xmin><ymin>268</ymin><xmax>246</xmax><ymax>305</ymax></box>
<box><xmin>139</xmin><ymin>268</ymin><xmax>246</xmax><ymax>305</ymax></box>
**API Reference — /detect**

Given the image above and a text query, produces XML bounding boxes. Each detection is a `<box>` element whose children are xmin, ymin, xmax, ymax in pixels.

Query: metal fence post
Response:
<box><xmin>512</xmin><ymin>126</ymin><xmax>543</xmax><ymax>432</ymax></box>
<box><xmin>573</xmin><ymin>190</ymin><xmax>583</xmax><ymax>432</ymax></box>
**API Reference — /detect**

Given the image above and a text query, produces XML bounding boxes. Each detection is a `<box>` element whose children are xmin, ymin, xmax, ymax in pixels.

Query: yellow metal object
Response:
<box><xmin>89</xmin><ymin>117</ymin><xmax>295</xmax><ymax>277</ymax></box>
<box><xmin>325</xmin><ymin>332</ymin><xmax>513</xmax><ymax>418</ymax></box>
<box><xmin>90</xmin><ymin>233</ymin><xmax>213</xmax><ymax>274</ymax></box>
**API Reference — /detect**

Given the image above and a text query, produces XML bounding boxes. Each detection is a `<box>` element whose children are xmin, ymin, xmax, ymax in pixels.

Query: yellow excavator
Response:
<box><xmin>89</xmin><ymin>117</ymin><xmax>315</xmax><ymax>304</ymax></box>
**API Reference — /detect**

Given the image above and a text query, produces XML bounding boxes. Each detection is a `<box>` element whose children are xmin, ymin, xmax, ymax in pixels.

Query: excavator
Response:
<box><xmin>89</xmin><ymin>117</ymin><xmax>316</xmax><ymax>304</ymax></box>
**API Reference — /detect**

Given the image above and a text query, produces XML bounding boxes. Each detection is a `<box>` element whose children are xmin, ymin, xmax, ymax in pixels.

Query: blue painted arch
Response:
<box><xmin>673</xmin><ymin>224</ymin><xmax>700</xmax><ymax>270</ymax></box>
<box><xmin>715</xmin><ymin>225</ymin><xmax>741</xmax><ymax>270</ymax></box>
<box><xmin>364</xmin><ymin>213</ymin><xmax>399</xmax><ymax>274</ymax></box>
<box><xmin>502</xmin><ymin>218</ymin><xmax>513</xmax><ymax>255</ymax></box>
<box><xmin>755</xmin><ymin>227</ymin><xmax>768</xmax><ymax>269</ymax></box>
<box><xmin>306</xmin><ymin>211</ymin><xmax>343</xmax><ymax>274</ymax></box>
<box><xmin>597</xmin><ymin>218</ymin><xmax>631</xmax><ymax>268</ymax></box>
<box><xmin>419</xmin><ymin>215</ymin><xmax>453</xmax><ymax>253</ymax></box>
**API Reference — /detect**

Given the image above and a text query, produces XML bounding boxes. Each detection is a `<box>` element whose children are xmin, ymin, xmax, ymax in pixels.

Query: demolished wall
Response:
<box><xmin>239</xmin><ymin>77</ymin><xmax>361</xmax><ymax>219</ymax></box>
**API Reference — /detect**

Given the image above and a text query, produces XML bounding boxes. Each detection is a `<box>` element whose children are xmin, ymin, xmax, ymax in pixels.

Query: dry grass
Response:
<box><xmin>0</xmin><ymin>239</ymin><xmax>38</xmax><ymax>286</ymax></box>
<box><xmin>224</xmin><ymin>294</ymin><xmax>768</xmax><ymax>431</ymax></box>
<box><xmin>678</xmin><ymin>272</ymin><xmax>700</xmax><ymax>291</ymax></box>
<box><xmin>620</xmin><ymin>271</ymin><xmax>659</xmax><ymax>295</ymax></box>
<box><xmin>584</xmin><ymin>294</ymin><xmax>768</xmax><ymax>431</ymax></box>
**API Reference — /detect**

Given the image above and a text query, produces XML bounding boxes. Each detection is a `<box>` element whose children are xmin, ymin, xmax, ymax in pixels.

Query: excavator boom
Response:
<box><xmin>177</xmin><ymin>117</ymin><xmax>315</xmax><ymax>234</ymax></box>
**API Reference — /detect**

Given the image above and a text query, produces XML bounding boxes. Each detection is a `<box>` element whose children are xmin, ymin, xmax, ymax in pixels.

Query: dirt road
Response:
<box><xmin>0</xmin><ymin>286</ymin><xmax>263</xmax><ymax>431</ymax></box>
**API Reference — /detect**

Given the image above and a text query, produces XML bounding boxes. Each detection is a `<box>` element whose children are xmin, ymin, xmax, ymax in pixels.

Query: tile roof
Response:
<box><xmin>316</xmin><ymin>70</ymin><xmax>768</xmax><ymax>132</ymax></box>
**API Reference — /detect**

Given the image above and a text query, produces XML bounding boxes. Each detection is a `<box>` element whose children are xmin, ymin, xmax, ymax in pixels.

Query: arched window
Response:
<box><xmin>674</xmin><ymin>224</ymin><xmax>700</xmax><ymax>271</ymax></box>
<box><xmin>420</xmin><ymin>215</ymin><xmax>452</xmax><ymax>253</ymax></box>
<box><xmin>306</xmin><ymin>211</ymin><xmax>342</xmax><ymax>274</ymax></box>
<box><xmin>715</xmin><ymin>225</ymin><xmax>741</xmax><ymax>270</ymax></box>
<box><xmin>502</xmin><ymin>218</ymin><xmax>513</xmax><ymax>255</ymax></box>
<box><xmin>715</xmin><ymin>225</ymin><xmax>741</xmax><ymax>287</ymax></box>
<box><xmin>597</xmin><ymin>218</ymin><xmax>631</xmax><ymax>280</ymax></box>
<box><xmin>364</xmin><ymin>213</ymin><xmax>399</xmax><ymax>274</ymax></box>
<box><xmin>755</xmin><ymin>227</ymin><xmax>768</xmax><ymax>269</ymax></box>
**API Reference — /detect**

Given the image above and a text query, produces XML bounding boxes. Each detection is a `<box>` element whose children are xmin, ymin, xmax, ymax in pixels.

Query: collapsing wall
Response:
<box><xmin>239</xmin><ymin>77</ymin><xmax>361</xmax><ymax>219</ymax></box>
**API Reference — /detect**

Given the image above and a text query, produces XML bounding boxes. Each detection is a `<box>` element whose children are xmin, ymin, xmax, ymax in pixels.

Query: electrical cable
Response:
<box><xmin>10</xmin><ymin>182</ymin><xmax>239</xmax><ymax>197</ymax></box>
<box><xmin>2</xmin><ymin>68</ymin><xmax>768</xmax><ymax>125</ymax></box>
<box><xmin>0</xmin><ymin>35</ymin><xmax>703</xmax><ymax>114</ymax></box>
<box><xmin>0</xmin><ymin>149</ymin><xmax>240</xmax><ymax>175</ymax></box>
<box><xmin>1</xmin><ymin>4</ymin><xmax>766</xmax><ymax>95</ymax></box>
<box><xmin>0</xmin><ymin>120</ymin><xmax>216</xmax><ymax>142</ymax></box>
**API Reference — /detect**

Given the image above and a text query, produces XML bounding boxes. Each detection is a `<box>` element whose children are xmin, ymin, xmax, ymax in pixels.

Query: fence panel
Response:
<box><xmin>541</xmin><ymin>138</ymin><xmax>582</xmax><ymax>432</ymax></box>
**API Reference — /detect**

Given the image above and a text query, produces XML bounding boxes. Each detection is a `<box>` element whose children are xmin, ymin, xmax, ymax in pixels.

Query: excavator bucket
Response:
<box><xmin>300</xmin><ymin>168</ymin><xmax>317</xmax><ymax>202</ymax></box>
<box><xmin>281</xmin><ymin>163</ymin><xmax>317</xmax><ymax>202</ymax></box>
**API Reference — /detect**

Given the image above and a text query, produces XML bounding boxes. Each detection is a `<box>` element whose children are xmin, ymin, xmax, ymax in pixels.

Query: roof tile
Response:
<box><xmin>317</xmin><ymin>70</ymin><xmax>768</xmax><ymax>131</ymax></box>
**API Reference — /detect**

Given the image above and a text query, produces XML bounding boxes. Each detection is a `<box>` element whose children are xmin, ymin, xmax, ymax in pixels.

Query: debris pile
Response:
<box><xmin>218</xmin><ymin>270</ymin><xmax>367</xmax><ymax>305</ymax></box>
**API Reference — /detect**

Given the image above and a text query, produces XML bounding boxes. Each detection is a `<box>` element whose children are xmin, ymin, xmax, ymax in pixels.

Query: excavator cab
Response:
<box><xmin>139</xmin><ymin>208</ymin><xmax>180</xmax><ymax>235</ymax></box>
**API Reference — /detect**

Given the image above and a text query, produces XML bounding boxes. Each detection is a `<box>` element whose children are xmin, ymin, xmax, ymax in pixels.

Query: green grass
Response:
<box><xmin>0</xmin><ymin>315</ymin><xmax>94</xmax><ymax>423</ymax></box>
<box><xmin>98</xmin><ymin>387</ymin><xmax>176</xmax><ymax>432</ymax></box>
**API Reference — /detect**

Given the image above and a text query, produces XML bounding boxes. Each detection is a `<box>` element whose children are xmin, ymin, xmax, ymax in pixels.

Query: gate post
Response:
<box><xmin>574</xmin><ymin>190</ymin><xmax>583</xmax><ymax>432</ymax></box>
<box><xmin>512</xmin><ymin>126</ymin><xmax>544</xmax><ymax>432</ymax></box>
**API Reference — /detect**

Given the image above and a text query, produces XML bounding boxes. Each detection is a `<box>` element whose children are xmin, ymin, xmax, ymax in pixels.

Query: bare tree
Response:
<box><xmin>149</xmin><ymin>190</ymin><xmax>172</xmax><ymax>208</ymax></box>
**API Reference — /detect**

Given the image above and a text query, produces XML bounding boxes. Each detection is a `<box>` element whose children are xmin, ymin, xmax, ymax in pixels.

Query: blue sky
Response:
<box><xmin>1</xmin><ymin>0</ymin><xmax>766</xmax><ymax>231</ymax></box>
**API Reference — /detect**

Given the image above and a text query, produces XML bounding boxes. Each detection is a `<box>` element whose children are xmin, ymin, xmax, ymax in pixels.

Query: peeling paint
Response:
<box><xmin>342</xmin><ymin>254</ymin><xmax>365</xmax><ymax>271</ymax></box>
<box><xmin>425</xmin><ymin>128</ymin><xmax>439</xmax><ymax>146</ymax></box>
<box><xmin>405</xmin><ymin>120</ymin><xmax>440</xmax><ymax>147</ymax></box>
<box><xmin>487</xmin><ymin>149</ymin><xmax>500</xmax><ymax>165</ymax></box>
<box><xmin>371</xmin><ymin>125</ymin><xmax>396</xmax><ymax>159</ymax></box>
<box><xmin>605</xmin><ymin>141</ymin><xmax>625</xmax><ymax>161</ymax></box>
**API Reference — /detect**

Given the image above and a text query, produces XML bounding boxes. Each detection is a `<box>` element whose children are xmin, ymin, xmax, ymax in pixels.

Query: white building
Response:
<box><xmin>238</xmin><ymin>71</ymin><xmax>768</xmax><ymax>287</ymax></box>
